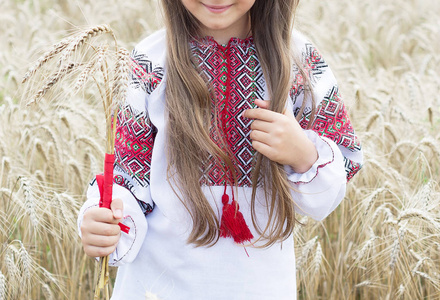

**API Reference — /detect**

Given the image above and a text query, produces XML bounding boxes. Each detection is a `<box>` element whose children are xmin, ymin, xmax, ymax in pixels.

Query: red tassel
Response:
<box><xmin>219</xmin><ymin>193</ymin><xmax>253</xmax><ymax>244</ymax></box>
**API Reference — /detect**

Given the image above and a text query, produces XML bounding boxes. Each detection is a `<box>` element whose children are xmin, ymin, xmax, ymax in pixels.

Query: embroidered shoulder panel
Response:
<box><xmin>114</xmin><ymin>104</ymin><xmax>156</xmax><ymax>187</ymax></box>
<box><xmin>130</xmin><ymin>49</ymin><xmax>164</xmax><ymax>94</ymax></box>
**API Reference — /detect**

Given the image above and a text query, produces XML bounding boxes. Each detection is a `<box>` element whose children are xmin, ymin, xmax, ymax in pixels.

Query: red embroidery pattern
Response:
<box><xmin>130</xmin><ymin>49</ymin><xmax>164</xmax><ymax>94</ymax></box>
<box><xmin>113</xmin><ymin>52</ymin><xmax>162</xmax><ymax>188</ymax></box>
<box><xmin>290</xmin><ymin>44</ymin><xmax>362</xmax><ymax>181</ymax></box>
<box><xmin>191</xmin><ymin>37</ymin><xmax>265</xmax><ymax>187</ymax></box>
<box><xmin>114</xmin><ymin>103</ymin><xmax>156</xmax><ymax>187</ymax></box>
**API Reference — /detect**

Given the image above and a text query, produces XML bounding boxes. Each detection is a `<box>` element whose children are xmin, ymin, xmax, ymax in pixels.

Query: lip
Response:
<box><xmin>202</xmin><ymin>3</ymin><xmax>233</xmax><ymax>13</ymax></box>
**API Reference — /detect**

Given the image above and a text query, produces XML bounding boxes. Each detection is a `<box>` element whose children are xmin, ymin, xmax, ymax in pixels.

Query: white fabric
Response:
<box><xmin>77</xmin><ymin>29</ymin><xmax>360</xmax><ymax>300</ymax></box>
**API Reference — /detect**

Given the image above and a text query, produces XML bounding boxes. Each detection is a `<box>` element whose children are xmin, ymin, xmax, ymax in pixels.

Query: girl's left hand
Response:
<box><xmin>243</xmin><ymin>99</ymin><xmax>318</xmax><ymax>174</ymax></box>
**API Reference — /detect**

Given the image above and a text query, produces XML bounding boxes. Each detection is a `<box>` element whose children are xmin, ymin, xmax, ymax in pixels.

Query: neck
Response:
<box><xmin>201</xmin><ymin>14</ymin><xmax>251</xmax><ymax>45</ymax></box>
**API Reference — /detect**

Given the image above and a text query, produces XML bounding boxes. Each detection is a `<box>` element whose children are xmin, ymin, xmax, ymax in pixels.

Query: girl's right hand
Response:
<box><xmin>80</xmin><ymin>198</ymin><xmax>123</xmax><ymax>257</ymax></box>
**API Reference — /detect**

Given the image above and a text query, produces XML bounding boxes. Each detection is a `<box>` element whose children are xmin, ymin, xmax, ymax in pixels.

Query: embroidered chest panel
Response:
<box><xmin>191</xmin><ymin>38</ymin><xmax>266</xmax><ymax>187</ymax></box>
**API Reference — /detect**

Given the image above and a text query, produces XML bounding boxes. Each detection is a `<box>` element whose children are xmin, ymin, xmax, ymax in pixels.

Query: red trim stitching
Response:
<box><xmin>291</xmin><ymin>136</ymin><xmax>335</xmax><ymax>185</ymax></box>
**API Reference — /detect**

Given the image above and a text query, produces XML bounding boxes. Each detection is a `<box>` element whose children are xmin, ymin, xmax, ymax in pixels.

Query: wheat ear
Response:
<box><xmin>0</xmin><ymin>270</ymin><xmax>5</xmax><ymax>300</ymax></box>
<box><xmin>22</xmin><ymin>36</ymin><xmax>74</xmax><ymax>83</ymax></box>
<box><xmin>73</xmin><ymin>45</ymin><xmax>108</xmax><ymax>93</ymax></box>
<box><xmin>57</xmin><ymin>25</ymin><xmax>115</xmax><ymax>69</ymax></box>
<box><xmin>27</xmin><ymin>62</ymin><xmax>76</xmax><ymax>106</ymax></box>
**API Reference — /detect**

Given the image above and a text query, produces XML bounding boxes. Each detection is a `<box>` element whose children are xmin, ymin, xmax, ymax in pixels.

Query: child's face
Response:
<box><xmin>181</xmin><ymin>0</ymin><xmax>256</xmax><ymax>42</ymax></box>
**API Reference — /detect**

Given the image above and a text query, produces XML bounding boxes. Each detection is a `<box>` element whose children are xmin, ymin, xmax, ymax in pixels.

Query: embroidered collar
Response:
<box><xmin>190</xmin><ymin>35</ymin><xmax>254</xmax><ymax>51</ymax></box>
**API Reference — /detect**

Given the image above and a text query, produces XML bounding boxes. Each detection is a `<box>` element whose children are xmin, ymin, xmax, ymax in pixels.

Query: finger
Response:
<box><xmin>243</xmin><ymin>108</ymin><xmax>280</xmax><ymax>122</ymax></box>
<box><xmin>85</xmin><ymin>221</ymin><xmax>121</xmax><ymax>236</ymax></box>
<box><xmin>111</xmin><ymin>198</ymin><xmax>124</xmax><ymax>220</ymax></box>
<box><xmin>84</xmin><ymin>233</ymin><xmax>121</xmax><ymax>248</ymax></box>
<box><xmin>87</xmin><ymin>207</ymin><xmax>115</xmax><ymax>223</ymax></box>
<box><xmin>83</xmin><ymin>245</ymin><xmax>116</xmax><ymax>258</ymax></box>
<box><xmin>254</xmin><ymin>99</ymin><xmax>270</xmax><ymax>109</ymax></box>
<box><xmin>250</xmin><ymin>128</ymin><xmax>274</xmax><ymax>144</ymax></box>
<box><xmin>250</xmin><ymin>119</ymin><xmax>276</xmax><ymax>133</ymax></box>
<box><xmin>251</xmin><ymin>140</ymin><xmax>277</xmax><ymax>161</ymax></box>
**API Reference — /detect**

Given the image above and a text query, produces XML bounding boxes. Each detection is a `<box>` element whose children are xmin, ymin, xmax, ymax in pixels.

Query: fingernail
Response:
<box><xmin>114</xmin><ymin>209</ymin><xmax>122</xmax><ymax>219</ymax></box>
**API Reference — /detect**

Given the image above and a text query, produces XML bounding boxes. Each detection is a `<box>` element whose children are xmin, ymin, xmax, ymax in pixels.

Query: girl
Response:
<box><xmin>78</xmin><ymin>0</ymin><xmax>363</xmax><ymax>299</ymax></box>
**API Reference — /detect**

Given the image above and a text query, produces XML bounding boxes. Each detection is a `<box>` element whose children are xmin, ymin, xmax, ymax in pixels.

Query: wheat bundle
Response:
<box><xmin>22</xmin><ymin>24</ymin><xmax>130</xmax><ymax>300</ymax></box>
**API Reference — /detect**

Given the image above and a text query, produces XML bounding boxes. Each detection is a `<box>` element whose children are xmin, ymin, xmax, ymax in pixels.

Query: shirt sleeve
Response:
<box><xmin>285</xmin><ymin>30</ymin><xmax>363</xmax><ymax>221</ymax></box>
<box><xmin>77</xmin><ymin>45</ymin><xmax>164</xmax><ymax>266</ymax></box>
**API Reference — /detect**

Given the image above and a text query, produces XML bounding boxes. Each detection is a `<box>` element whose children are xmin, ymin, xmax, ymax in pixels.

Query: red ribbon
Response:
<box><xmin>100</xmin><ymin>154</ymin><xmax>115</xmax><ymax>209</ymax></box>
<box><xmin>96</xmin><ymin>153</ymin><xmax>130</xmax><ymax>234</ymax></box>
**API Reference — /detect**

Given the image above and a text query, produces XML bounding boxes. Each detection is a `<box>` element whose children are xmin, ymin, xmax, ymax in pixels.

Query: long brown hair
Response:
<box><xmin>161</xmin><ymin>0</ymin><xmax>313</xmax><ymax>247</ymax></box>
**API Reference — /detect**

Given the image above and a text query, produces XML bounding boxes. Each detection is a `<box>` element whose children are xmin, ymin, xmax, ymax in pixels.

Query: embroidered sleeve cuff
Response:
<box><xmin>77</xmin><ymin>181</ymin><xmax>148</xmax><ymax>267</ymax></box>
<box><xmin>285</xmin><ymin>130</ymin><xmax>334</xmax><ymax>184</ymax></box>
<box><xmin>107</xmin><ymin>184</ymin><xmax>148</xmax><ymax>266</ymax></box>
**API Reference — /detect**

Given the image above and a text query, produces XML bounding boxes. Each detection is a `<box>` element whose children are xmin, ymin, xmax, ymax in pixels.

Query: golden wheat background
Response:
<box><xmin>0</xmin><ymin>0</ymin><xmax>439</xmax><ymax>299</ymax></box>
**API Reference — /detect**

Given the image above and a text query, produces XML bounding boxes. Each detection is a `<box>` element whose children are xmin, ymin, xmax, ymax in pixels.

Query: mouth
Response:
<box><xmin>202</xmin><ymin>3</ymin><xmax>233</xmax><ymax>13</ymax></box>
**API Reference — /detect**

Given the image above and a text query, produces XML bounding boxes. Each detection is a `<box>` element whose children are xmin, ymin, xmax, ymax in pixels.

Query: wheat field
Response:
<box><xmin>0</xmin><ymin>0</ymin><xmax>439</xmax><ymax>299</ymax></box>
